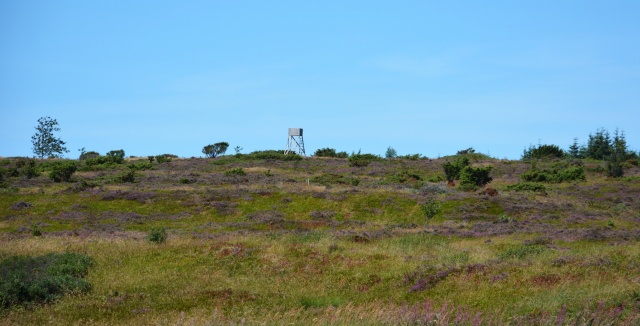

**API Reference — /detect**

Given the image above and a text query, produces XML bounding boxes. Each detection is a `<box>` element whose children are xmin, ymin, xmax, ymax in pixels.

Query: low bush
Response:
<box><xmin>348</xmin><ymin>151</ymin><xmax>381</xmax><ymax>167</ymax></box>
<box><xmin>522</xmin><ymin>144</ymin><xmax>565</xmax><ymax>160</ymax></box>
<box><xmin>498</xmin><ymin>244</ymin><xmax>546</xmax><ymax>260</ymax></box>
<box><xmin>113</xmin><ymin>169</ymin><xmax>136</xmax><ymax>183</ymax></box>
<box><xmin>386</xmin><ymin>170</ymin><xmax>423</xmax><ymax>184</ymax></box>
<box><xmin>155</xmin><ymin>155</ymin><xmax>172</xmax><ymax>164</ymax></box>
<box><xmin>521</xmin><ymin>161</ymin><xmax>585</xmax><ymax>183</ymax></box>
<box><xmin>105</xmin><ymin>150</ymin><xmax>125</xmax><ymax>164</ymax></box>
<box><xmin>147</xmin><ymin>228</ymin><xmax>167</xmax><ymax>244</ymax></box>
<box><xmin>225</xmin><ymin>167</ymin><xmax>246</xmax><ymax>176</ymax></box>
<box><xmin>0</xmin><ymin>252</ymin><xmax>93</xmax><ymax>308</ymax></box>
<box><xmin>442</xmin><ymin>157</ymin><xmax>470</xmax><ymax>182</ymax></box>
<box><xmin>421</xmin><ymin>200</ymin><xmax>442</xmax><ymax>223</ymax></box>
<box><xmin>127</xmin><ymin>161</ymin><xmax>153</xmax><ymax>171</ymax></box>
<box><xmin>314</xmin><ymin>148</ymin><xmax>348</xmax><ymax>158</ymax></box>
<box><xmin>49</xmin><ymin>162</ymin><xmax>77</xmax><ymax>182</ymax></box>
<box><xmin>505</xmin><ymin>182</ymin><xmax>547</xmax><ymax>194</ymax></box>
<box><xmin>458</xmin><ymin>166</ymin><xmax>493</xmax><ymax>191</ymax></box>
<box><xmin>78</xmin><ymin>150</ymin><xmax>100</xmax><ymax>160</ymax></box>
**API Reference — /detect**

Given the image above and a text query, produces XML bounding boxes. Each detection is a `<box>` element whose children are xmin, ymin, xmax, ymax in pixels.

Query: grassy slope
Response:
<box><xmin>1</xmin><ymin>156</ymin><xmax>640</xmax><ymax>324</ymax></box>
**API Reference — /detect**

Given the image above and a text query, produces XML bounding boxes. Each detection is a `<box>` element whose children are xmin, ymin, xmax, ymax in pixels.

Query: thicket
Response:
<box><xmin>48</xmin><ymin>162</ymin><xmax>77</xmax><ymax>182</ymax></box>
<box><xmin>521</xmin><ymin>161</ymin><xmax>585</xmax><ymax>183</ymax></box>
<box><xmin>442</xmin><ymin>157</ymin><xmax>470</xmax><ymax>182</ymax></box>
<box><xmin>0</xmin><ymin>252</ymin><xmax>93</xmax><ymax>308</ymax></box>
<box><xmin>314</xmin><ymin>148</ymin><xmax>348</xmax><ymax>158</ymax></box>
<box><xmin>522</xmin><ymin>144</ymin><xmax>565</xmax><ymax>160</ymax></box>
<box><xmin>458</xmin><ymin>166</ymin><xmax>493</xmax><ymax>191</ymax></box>
<box><xmin>3</xmin><ymin>159</ymin><xmax>40</xmax><ymax>179</ymax></box>
<box><xmin>82</xmin><ymin>149</ymin><xmax>126</xmax><ymax>169</ymax></box>
<box><xmin>505</xmin><ymin>182</ymin><xmax>548</xmax><ymax>194</ymax></box>
<box><xmin>348</xmin><ymin>151</ymin><xmax>382</xmax><ymax>167</ymax></box>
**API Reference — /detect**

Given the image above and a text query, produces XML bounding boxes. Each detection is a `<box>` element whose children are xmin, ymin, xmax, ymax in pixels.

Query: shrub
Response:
<box><xmin>442</xmin><ymin>157</ymin><xmax>470</xmax><ymax>182</ymax></box>
<box><xmin>400</xmin><ymin>154</ymin><xmax>422</xmax><ymax>160</ymax></box>
<box><xmin>203</xmin><ymin>142</ymin><xmax>229</xmax><ymax>158</ymax></box>
<box><xmin>421</xmin><ymin>200</ymin><xmax>442</xmax><ymax>224</ymax></box>
<box><xmin>147</xmin><ymin>228</ymin><xmax>167</xmax><ymax>243</ymax></box>
<box><xmin>0</xmin><ymin>252</ymin><xmax>93</xmax><ymax>308</ymax></box>
<box><xmin>114</xmin><ymin>169</ymin><xmax>136</xmax><ymax>183</ymax></box>
<box><xmin>155</xmin><ymin>155</ymin><xmax>172</xmax><ymax>164</ymax></box>
<box><xmin>16</xmin><ymin>159</ymin><xmax>40</xmax><ymax>179</ymax></box>
<box><xmin>348</xmin><ymin>151</ymin><xmax>381</xmax><ymax>167</ymax></box>
<box><xmin>127</xmin><ymin>161</ymin><xmax>153</xmax><ymax>171</ymax></box>
<box><xmin>458</xmin><ymin>166</ymin><xmax>493</xmax><ymax>191</ymax></box>
<box><xmin>147</xmin><ymin>156</ymin><xmax>155</xmax><ymax>163</ymax></box>
<box><xmin>225</xmin><ymin>167</ymin><xmax>246</xmax><ymax>176</ymax></box>
<box><xmin>456</xmin><ymin>147</ymin><xmax>476</xmax><ymax>155</ymax></box>
<box><xmin>522</xmin><ymin>144</ymin><xmax>565</xmax><ymax>160</ymax></box>
<box><xmin>505</xmin><ymin>182</ymin><xmax>547</xmax><ymax>194</ymax></box>
<box><xmin>106</xmin><ymin>150</ymin><xmax>125</xmax><ymax>164</ymax></box>
<box><xmin>78</xmin><ymin>150</ymin><xmax>100</xmax><ymax>160</ymax></box>
<box><xmin>314</xmin><ymin>148</ymin><xmax>348</xmax><ymax>158</ymax></box>
<box><xmin>49</xmin><ymin>162</ymin><xmax>77</xmax><ymax>182</ymax></box>
<box><xmin>521</xmin><ymin>161</ymin><xmax>585</xmax><ymax>183</ymax></box>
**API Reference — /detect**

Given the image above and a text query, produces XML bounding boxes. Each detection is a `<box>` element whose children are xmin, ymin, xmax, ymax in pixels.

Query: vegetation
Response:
<box><xmin>458</xmin><ymin>165</ymin><xmax>493</xmax><ymax>191</ymax></box>
<box><xmin>0</xmin><ymin>252</ymin><xmax>93</xmax><ymax>308</ymax></box>
<box><xmin>202</xmin><ymin>142</ymin><xmax>229</xmax><ymax>158</ymax></box>
<box><xmin>385</xmin><ymin>146</ymin><xmax>397</xmax><ymax>159</ymax></box>
<box><xmin>347</xmin><ymin>151</ymin><xmax>381</xmax><ymax>167</ymax></box>
<box><xmin>314</xmin><ymin>147</ymin><xmax>348</xmax><ymax>158</ymax></box>
<box><xmin>31</xmin><ymin>116</ymin><xmax>69</xmax><ymax>159</ymax></box>
<box><xmin>0</xmin><ymin>142</ymin><xmax>639</xmax><ymax>324</ymax></box>
<box><xmin>147</xmin><ymin>228</ymin><xmax>167</xmax><ymax>244</ymax></box>
<box><xmin>521</xmin><ymin>161</ymin><xmax>586</xmax><ymax>183</ymax></box>
<box><xmin>441</xmin><ymin>156</ymin><xmax>470</xmax><ymax>182</ymax></box>
<box><xmin>48</xmin><ymin>162</ymin><xmax>77</xmax><ymax>182</ymax></box>
<box><xmin>522</xmin><ymin>144</ymin><xmax>565</xmax><ymax>160</ymax></box>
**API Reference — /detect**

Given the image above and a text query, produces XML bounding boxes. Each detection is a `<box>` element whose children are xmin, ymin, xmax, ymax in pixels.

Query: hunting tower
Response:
<box><xmin>285</xmin><ymin>128</ymin><xmax>306</xmax><ymax>156</ymax></box>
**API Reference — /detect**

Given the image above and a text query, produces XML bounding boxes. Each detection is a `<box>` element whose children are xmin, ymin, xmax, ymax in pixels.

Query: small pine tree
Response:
<box><xmin>385</xmin><ymin>147</ymin><xmax>397</xmax><ymax>159</ymax></box>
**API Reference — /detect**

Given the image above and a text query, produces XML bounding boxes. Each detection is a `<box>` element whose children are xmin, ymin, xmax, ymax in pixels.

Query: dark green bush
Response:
<box><xmin>147</xmin><ymin>228</ymin><xmax>167</xmax><ymax>244</ymax></box>
<box><xmin>400</xmin><ymin>154</ymin><xmax>422</xmax><ymax>160</ymax></box>
<box><xmin>106</xmin><ymin>150</ymin><xmax>125</xmax><ymax>164</ymax></box>
<box><xmin>78</xmin><ymin>150</ymin><xmax>100</xmax><ymax>160</ymax></box>
<box><xmin>114</xmin><ymin>169</ymin><xmax>136</xmax><ymax>183</ymax></box>
<box><xmin>155</xmin><ymin>155</ymin><xmax>172</xmax><ymax>164</ymax></box>
<box><xmin>127</xmin><ymin>161</ymin><xmax>153</xmax><ymax>171</ymax></box>
<box><xmin>49</xmin><ymin>162</ymin><xmax>77</xmax><ymax>182</ymax></box>
<box><xmin>314</xmin><ymin>148</ymin><xmax>348</xmax><ymax>158</ymax></box>
<box><xmin>442</xmin><ymin>157</ymin><xmax>470</xmax><ymax>182</ymax></box>
<box><xmin>522</xmin><ymin>144</ymin><xmax>565</xmax><ymax>160</ymax></box>
<box><xmin>505</xmin><ymin>182</ymin><xmax>547</xmax><ymax>194</ymax></box>
<box><xmin>456</xmin><ymin>147</ymin><xmax>476</xmax><ymax>155</ymax></box>
<box><xmin>348</xmin><ymin>151</ymin><xmax>381</xmax><ymax>167</ymax></box>
<box><xmin>521</xmin><ymin>161</ymin><xmax>585</xmax><ymax>183</ymax></box>
<box><xmin>6</xmin><ymin>159</ymin><xmax>40</xmax><ymax>179</ymax></box>
<box><xmin>458</xmin><ymin>166</ymin><xmax>493</xmax><ymax>191</ymax></box>
<box><xmin>0</xmin><ymin>252</ymin><xmax>93</xmax><ymax>308</ymax></box>
<box><xmin>248</xmin><ymin>150</ymin><xmax>303</xmax><ymax>161</ymax></box>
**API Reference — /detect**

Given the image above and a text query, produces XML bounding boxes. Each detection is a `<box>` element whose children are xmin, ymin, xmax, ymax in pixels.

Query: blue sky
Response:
<box><xmin>1</xmin><ymin>1</ymin><xmax>639</xmax><ymax>159</ymax></box>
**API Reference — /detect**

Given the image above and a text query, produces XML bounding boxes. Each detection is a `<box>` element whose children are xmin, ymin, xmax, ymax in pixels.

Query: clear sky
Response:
<box><xmin>1</xmin><ymin>1</ymin><xmax>639</xmax><ymax>159</ymax></box>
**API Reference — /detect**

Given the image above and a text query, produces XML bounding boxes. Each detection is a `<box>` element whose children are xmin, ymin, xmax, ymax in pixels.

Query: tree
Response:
<box><xmin>385</xmin><ymin>146</ymin><xmax>397</xmax><ymax>159</ymax></box>
<box><xmin>31</xmin><ymin>116</ymin><xmax>69</xmax><ymax>159</ymax></box>
<box><xmin>202</xmin><ymin>142</ymin><xmax>229</xmax><ymax>158</ymax></box>
<box><xmin>567</xmin><ymin>138</ymin><xmax>583</xmax><ymax>159</ymax></box>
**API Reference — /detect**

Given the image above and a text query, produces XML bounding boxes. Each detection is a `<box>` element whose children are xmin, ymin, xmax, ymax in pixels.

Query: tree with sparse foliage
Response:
<box><xmin>203</xmin><ymin>142</ymin><xmax>229</xmax><ymax>158</ymax></box>
<box><xmin>31</xmin><ymin>116</ymin><xmax>69</xmax><ymax>159</ymax></box>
